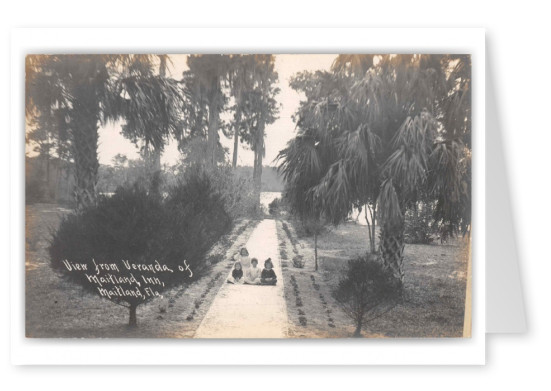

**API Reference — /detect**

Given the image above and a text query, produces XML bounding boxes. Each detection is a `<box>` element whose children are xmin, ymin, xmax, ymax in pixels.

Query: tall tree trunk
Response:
<box><xmin>314</xmin><ymin>231</ymin><xmax>318</xmax><ymax>271</ymax></box>
<box><xmin>365</xmin><ymin>205</ymin><xmax>373</xmax><ymax>253</ymax></box>
<box><xmin>153</xmin><ymin>148</ymin><xmax>161</xmax><ymax>172</ymax></box>
<box><xmin>253</xmin><ymin>152</ymin><xmax>263</xmax><ymax>193</ymax></box>
<box><xmin>371</xmin><ymin>203</ymin><xmax>377</xmax><ymax>253</ymax></box>
<box><xmin>379</xmin><ymin>223</ymin><xmax>405</xmax><ymax>284</ymax></box>
<box><xmin>463</xmin><ymin>231</ymin><xmax>472</xmax><ymax>337</ymax></box>
<box><xmin>252</xmin><ymin>119</ymin><xmax>265</xmax><ymax>205</ymax></box>
<box><xmin>45</xmin><ymin>148</ymin><xmax>50</xmax><ymax>191</ymax></box>
<box><xmin>207</xmin><ymin>101</ymin><xmax>220</xmax><ymax>168</ymax></box>
<box><xmin>159</xmin><ymin>55</ymin><xmax>167</xmax><ymax>77</ymax></box>
<box><xmin>144</xmin><ymin>144</ymin><xmax>162</xmax><ymax>174</ymax></box>
<box><xmin>353</xmin><ymin>318</ymin><xmax>363</xmax><ymax>337</ymax></box>
<box><xmin>151</xmin><ymin>54</ymin><xmax>167</xmax><ymax>174</ymax></box>
<box><xmin>55</xmin><ymin>162</ymin><xmax>62</xmax><ymax>202</ymax></box>
<box><xmin>253</xmin><ymin>151</ymin><xmax>262</xmax><ymax>208</ymax></box>
<box><xmin>128</xmin><ymin>303</ymin><xmax>137</xmax><ymax>327</ymax></box>
<box><xmin>232</xmin><ymin>111</ymin><xmax>241</xmax><ymax>169</ymax></box>
<box><xmin>71</xmin><ymin>95</ymin><xmax>99</xmax><ymax>211</ymax></box>
<box><xmin>368</xmin><ymin>203</ymin><xmax>377</xmax><ymax>253</ymax></box>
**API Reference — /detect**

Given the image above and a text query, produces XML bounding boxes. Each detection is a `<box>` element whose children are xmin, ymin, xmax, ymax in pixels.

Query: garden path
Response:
<box><xmin>194</xmin><ymin>219</ymin><xmax>289</xmax><ymax>338</ymax></box>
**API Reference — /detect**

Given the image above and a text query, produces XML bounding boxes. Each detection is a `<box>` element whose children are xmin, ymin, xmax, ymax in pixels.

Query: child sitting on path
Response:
<box><xmin>244</xmin><ymin>258</ymin><xmax>262</xmax><ymax>285</ymax></box>
<box><xmin>260</xmin><ymin>258</ymin><xmax>277</xmax><ymax>285</ymax></box>
<box><xmin>227</xmin><ymin>261</ymin><xmax>244</xmax><ymax>284</ymax></box>
<box><xmin>232</xmin><ymin>247</ymin><xmax>251</xmax><ymax>268</ymax></box>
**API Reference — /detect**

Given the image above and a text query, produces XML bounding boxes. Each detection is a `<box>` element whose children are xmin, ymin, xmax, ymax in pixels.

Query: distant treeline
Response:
<box><xmin>26</xmin><ymin>156</ymin><xmax>74</xmax><ymax>204</ymax></box>
<box><xmin>234</xmin><ymin>166</ymin><xmax>284</xmax><ymax>192</ymax></box>
<box><xmin>25</xmin><ymin>156</ymin><xmax>284</xmax><ymax>204</ymax></box>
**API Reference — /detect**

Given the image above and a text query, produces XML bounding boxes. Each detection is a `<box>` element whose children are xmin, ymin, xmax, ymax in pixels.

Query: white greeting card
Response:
<box><xmin>11</xmin><ymin>27</ymin><xmax>488</xmax><ymax>364</ymax></box>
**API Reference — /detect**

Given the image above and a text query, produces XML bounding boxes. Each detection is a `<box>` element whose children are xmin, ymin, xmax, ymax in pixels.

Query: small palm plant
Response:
<box><xmin>334</xmin><ymin>254</ymin><xmax>402</xmax><ymax>337</ymax></box>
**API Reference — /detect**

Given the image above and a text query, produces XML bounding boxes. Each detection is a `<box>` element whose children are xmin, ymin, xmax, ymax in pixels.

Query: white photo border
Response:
<box><xmin>10</xmin><ymin>27</ymin><xmax>485</xmax><ymax>365</ymax></box>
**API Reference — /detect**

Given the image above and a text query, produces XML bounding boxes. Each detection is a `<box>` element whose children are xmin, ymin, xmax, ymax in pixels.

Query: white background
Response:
<box><xmin>1</xmin><ymin>0</ymin><xmax>548</xmax><ymax>389</ymax></box>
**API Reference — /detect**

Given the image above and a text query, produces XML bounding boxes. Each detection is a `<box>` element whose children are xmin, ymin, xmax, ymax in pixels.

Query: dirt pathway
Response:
<box><xmin>194</xmin><ymin>219</ymin><xmax>288</xmax><ymax>338</ymax></box>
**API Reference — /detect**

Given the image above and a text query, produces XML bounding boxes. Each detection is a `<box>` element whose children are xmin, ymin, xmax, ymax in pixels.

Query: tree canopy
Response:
<box><xmin>26</xmin><ymin>54</ymin><xmax>182</xmax><ymax>209</ymax></box>
<box><xmin>278</xmin><ymin>54</ymin><xmax>471</xmax><ymax>281</ymax></box>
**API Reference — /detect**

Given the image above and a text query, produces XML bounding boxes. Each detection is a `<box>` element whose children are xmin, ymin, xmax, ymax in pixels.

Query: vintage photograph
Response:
<box><xmin>25</xmin><ymin>54</ymin><xmax>471</xmax><ymax>338</ymax></box>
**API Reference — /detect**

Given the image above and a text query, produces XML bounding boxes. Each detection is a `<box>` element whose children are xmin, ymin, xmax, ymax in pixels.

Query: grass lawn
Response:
<box><xmin>277</xmin><ymin>218</ymin><xmax>469</xmax><ymax>338</ymax></box>
<box><xmin>25</xmin><ymin>203</ymin><xmax>259</xmax><ymax>338</ymax></box>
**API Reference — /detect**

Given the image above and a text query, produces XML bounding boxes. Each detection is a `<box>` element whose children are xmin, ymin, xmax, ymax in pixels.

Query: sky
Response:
<box><xmin>97</xmin><ymin>54</ymin><xmax>337</xmax><ymax>167</ymax></box>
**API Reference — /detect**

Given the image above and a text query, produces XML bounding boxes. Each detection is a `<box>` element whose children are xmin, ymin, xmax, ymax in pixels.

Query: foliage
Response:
<box><xmin>268</xmin><ymin>197</ymin><xmax>286</xmax><ymax>216</ymax></box>
<box><xmin>268</xmin><ymin>197</ymin><xmax>279</xmax><ymax>215</ymax></box>
<box><xmin>170</xmin><ymin>163</ymin><xmax>260</xmax><ymax>219</ymax></box>
<box><xmin>25</xmin><ymin>166</ymin><xmax>47</xmax><ymax>204</ymax></box>
<box><xmin>116</xmin><ymin>56</ymin><xmax>183</xmax><ymax>159</ymax></box>
<box><xmin>26</xmin><ymin>54</ymin><xmax>183</xmax><ymax>210</ymax></box>
<box><xmin>178</xmin><ymin>54</ymin><xmax>281</xmax><ymax>177</ymax></box>
<box><xmin>404</xmin><ymin>203</ymin><xmax>436</xmax><ymax>244</ymax></box>
<box><xmin>333</xmin><ymin>254</ymin><xmax>402</xmax><ymax>337</ymax></box>
<box><xmin>49</xmin><ymin>170</ymin><xmax>232</xmax><ymax>326</ymax></box>
<box><xmin>225</xmin><ymin>55</ymin><xmax>281</xmax><ymax>206</ymax></box>
<box><xmin>96</xmin><ymin>154</ymin><xmax>152</xmax><ymax>195</ymax></box>
<box><xmin>196</xmin><ymin>165</ymin><xmax>260</xmax><ymax>220</ymax></box>
<box><xmin>98</xmin><ymin>154</ymin><xmax>260</xmax><ymax>220</ymax></box>
<box><xmin>178</xmin><ymin>137</ymin><xmax>228</xmax><ymax>169</ymax></box>
<box><xmin>26</xmin><ymin>156</ymin><xmax>74</xmax><ymax>204</ymax></box>
<box><xmin>25</xmin><ymin>107</ymin><xmax>75</xmax><ymax>204</ymax></box>
<box><xmin>278</xmin><ymin>55</ymin><xmax>472</xmax><ymax>281</ymax></box>
<box><xmin>233</xmin><ymin>166</ymin><xmax>285</xmax><ymax>192</ymax></box>
<box><xmin>177</xmin><ymin>55</ymin><xmax>233</xmax><ymax>167</ymax></box>
<box><xmin>165</xmin><ymin>170</ymin><xmax>233</xmax><ymax>261</ymax></box>
<box><xmin>292</xmin><ymin>255</ymin><xmax>305</xmax><ymax>268</ymax></box>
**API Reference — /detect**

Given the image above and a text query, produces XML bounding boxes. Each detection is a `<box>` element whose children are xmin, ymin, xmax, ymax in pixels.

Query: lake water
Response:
<box><xmin>260</xmin><ymin>191</ymin><xmax>373</xmax><ymax>225</ymax></box>
<box><xmin>101</xmin><ymin>190</ymin><xmax>371</xmax><ymax>224</ymax></box>
<box><xmin>260</xmin><ymin>191</ymin><xmax>282</xmax><ymax>213</ymax></box>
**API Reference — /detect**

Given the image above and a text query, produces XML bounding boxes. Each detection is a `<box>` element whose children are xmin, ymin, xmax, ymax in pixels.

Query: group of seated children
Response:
<box><xmin>227</xmin><ymin>247</ymin><xmax>277</xmax><ymax>285</ymax></box>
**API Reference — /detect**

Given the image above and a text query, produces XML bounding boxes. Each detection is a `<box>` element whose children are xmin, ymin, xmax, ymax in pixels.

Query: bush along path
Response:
<box><xmin>194</xmin><ymin>219</ymin><xmax>289</xmax><ymax>338</ymax></box>
<box><xmin>276</xmin><ymin>219</ymin><xmax>355</xmax><ymax>338</ymax></box>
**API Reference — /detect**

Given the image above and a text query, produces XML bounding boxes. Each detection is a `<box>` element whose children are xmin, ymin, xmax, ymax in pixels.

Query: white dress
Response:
<box><xmin>244</xmin><ymin>266</ymin><xmax>261</xmax><ymax>284</ymax></box>
<box><xmin>233</xmin><ymin>254</ymin><xmax>251</xmax><ymax>268</ymax></box>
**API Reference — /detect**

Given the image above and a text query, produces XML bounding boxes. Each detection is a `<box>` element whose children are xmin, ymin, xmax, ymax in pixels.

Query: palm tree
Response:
<box><xmin>278</xmin><ymin>54</ymin><xmax>471</xmax><ymax>283</ymax></box>
<box><xmin>179</xmin><ymin>54</ymin><xmax>279</xmax><ymax>206</ymax></box>
<box><xmin>26</xmin><ymin>54</ymin><xmax>183</xmax><ymax>211</ymax></box>
<box><xmin>277</xmin><ymin>131</ymin><xmax>327</xmax><ymax>271</ymax></box>
<box><xmin>129</xmin><ymin>54</ymin><xmax>175</xmax><ymax>176</ymax></box>
<box><xmin>180</xmin><ymin>55</ymin><xmax>232</xmax><ymax>168</ymax></box>
<box><xmin>119</xmin><ymin>54</ymin><xmax>182</xmax><ymax>178</ymax></box>
<box><xmin>232</xmin><ymin>55</ymin><xmax>280</xmax><ymax>200</ymax></box>
<box><xmin>227</xmin><ymin>55</ymin><xmax>255</xmax><ymax>168</ymax></box>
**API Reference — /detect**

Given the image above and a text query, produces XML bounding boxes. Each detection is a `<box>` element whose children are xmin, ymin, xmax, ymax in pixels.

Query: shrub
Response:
<box><xmin>49</xmin><ymin>171</ymin><xmax>233</xmax><ymax>327</ymax></box>
<box><xmin>268</xmin><ymin>197</ymin><xmax>283</xmax><ymax>216</ymax></box>
<box><xmin>333</xmin><ymin>255</ymin><xmax>402</xmax><ymax>337</ymax></box>
<box><xmin>292</xmin><ymin>255</ymin><xmax>305</xmax><ymax>268</ymax></box>
<box><xmin>165</xmin><ymin>171</ymin><xmax>232</xmax><ymax>267</ymax></box>
<box><xmin>196</xmin><ymin>165</ymin><xmax>259</xmax><ymax>219</ymax></box>
<box><xmin>282</xmin><ymin>222</ymin><xmax>298</xmax><ymax>246</ymax></box>
<box><xmin>404</xmin><ymin>203</ymin><xmax>436</xmax><ymax>244</ymax></box>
